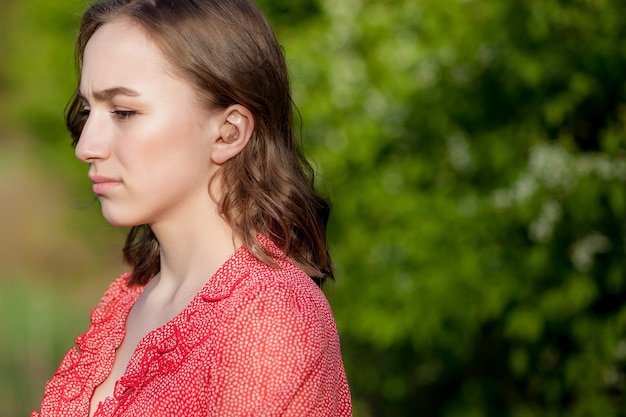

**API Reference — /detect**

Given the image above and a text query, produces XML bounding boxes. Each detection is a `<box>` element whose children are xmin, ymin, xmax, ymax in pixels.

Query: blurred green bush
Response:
<box><xmin>2</xmin><ymin>0</ymin><xmax>626</xmax><ymax>416</ymax></box>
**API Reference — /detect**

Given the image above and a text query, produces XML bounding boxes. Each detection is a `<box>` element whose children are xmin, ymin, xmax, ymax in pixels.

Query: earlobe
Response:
<box><xmin>212</xmin><ymin>105</ymin><xmax>254</xmax><ymax>165</ymax></box>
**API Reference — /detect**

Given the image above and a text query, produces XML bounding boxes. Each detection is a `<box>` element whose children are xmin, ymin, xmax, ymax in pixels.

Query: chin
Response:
<box><xmin>100</xmin><ymin>208</ymin><xmax>142</xmax><ymax>228</ymax></box>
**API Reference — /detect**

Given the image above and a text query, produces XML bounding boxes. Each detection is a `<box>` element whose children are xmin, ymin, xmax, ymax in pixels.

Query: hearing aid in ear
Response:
<box><xmin>221</xmin><ymin>111</ymin><xmax>243</xmax><ymax>144</ymax></box>
<box><xmin>225</xmin><ymin>125</ymin><xmax>238</xmax><ymax>143</ymax></box>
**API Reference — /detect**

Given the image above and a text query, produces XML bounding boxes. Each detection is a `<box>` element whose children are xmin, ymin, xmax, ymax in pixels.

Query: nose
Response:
<box><xmin>74</xmin><ymin>113</ymin><xmax>110</xmax><ymax>163</ymax></box>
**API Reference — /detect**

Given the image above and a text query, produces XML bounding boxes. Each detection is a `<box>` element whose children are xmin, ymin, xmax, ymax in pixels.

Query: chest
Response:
<box><xmin>88</xmin><ymin>294</ymin><xmax>215</xmax><ymax>416</ymax></box>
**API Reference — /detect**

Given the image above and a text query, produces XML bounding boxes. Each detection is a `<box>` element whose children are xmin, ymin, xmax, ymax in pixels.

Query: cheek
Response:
<box><xmin>119</xmin><ymin>121</ymin><xmax>179</xmax><ymax>160</ymax></box>
<box><xmin>115</xmin><ymin>106</ymin><xmax>211</xmax><ymax>166</ymax></box>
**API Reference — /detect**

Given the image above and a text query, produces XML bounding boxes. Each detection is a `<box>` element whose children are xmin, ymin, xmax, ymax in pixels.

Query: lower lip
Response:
<box><xmin>92</xmin><ymin>181</ymin><xmax>121</xmax><ymax>195</ymax></box>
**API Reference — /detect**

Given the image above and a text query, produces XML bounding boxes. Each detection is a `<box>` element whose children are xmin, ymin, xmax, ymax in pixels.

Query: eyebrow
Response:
<box><xmin>78</xmin><ymin>87</ymin><xmax>141</xmax><ymax>101</ymax></box>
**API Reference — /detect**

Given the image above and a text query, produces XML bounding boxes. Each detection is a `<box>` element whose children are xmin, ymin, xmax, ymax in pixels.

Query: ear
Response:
<box><xmin>211</xmin><ymin>105</ymin><xmax>254</xmax><ymax>165</ymax></box>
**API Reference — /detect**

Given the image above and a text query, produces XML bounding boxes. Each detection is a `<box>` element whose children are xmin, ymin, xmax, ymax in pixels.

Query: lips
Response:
<box><xmin>89</xmin><ymin>175</ymin><xmax>122</xmax><ymax>196</ymax></box>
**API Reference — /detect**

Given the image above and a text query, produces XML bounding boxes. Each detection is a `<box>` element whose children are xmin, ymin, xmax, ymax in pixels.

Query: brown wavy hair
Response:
<box><xmin>66</xmin><ymin>0</ymin><xmax>333</xmax><ymax>287</ymax></box>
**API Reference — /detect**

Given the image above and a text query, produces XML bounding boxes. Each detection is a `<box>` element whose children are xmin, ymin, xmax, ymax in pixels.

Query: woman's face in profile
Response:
<box><xmin>75</xmin><ymin>18</ymin><xmax>222</xmax><ymax>228</ymax></box>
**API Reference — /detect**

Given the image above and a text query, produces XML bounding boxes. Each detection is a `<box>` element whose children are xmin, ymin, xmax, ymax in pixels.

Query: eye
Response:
<box><xmin>112</xmin><ymin>109</ymin><xmax>136</xmax><ymax>120</ymax></box>
<box><xmin>78</xmin><ymin>105</ymin><xmax>90</xmax><ymax>118</ymax></box>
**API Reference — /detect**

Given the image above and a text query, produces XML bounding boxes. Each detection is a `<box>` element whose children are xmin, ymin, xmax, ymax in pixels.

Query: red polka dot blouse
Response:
<box><xmin>32</xmin><ymin>238</ymin><xmax>352</xmax><ymax>416</ymax></box>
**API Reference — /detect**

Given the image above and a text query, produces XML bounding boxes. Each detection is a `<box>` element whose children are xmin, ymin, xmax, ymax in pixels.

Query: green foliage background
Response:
<box><xmin>1</xmin><ymin>0</ymin><xmax>626</xmax><ymax>415</ymax></box>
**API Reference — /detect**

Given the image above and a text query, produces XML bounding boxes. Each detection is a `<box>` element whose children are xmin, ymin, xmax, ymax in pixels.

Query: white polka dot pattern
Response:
<box><xmin>32</xmin><ymin>237</ymin><xmax>352</xmax><ymax>416</ymax></box>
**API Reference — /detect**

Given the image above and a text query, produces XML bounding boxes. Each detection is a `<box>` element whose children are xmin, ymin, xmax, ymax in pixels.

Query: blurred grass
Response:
<box><xmin>0</xmin><ymin>278</ymin><xmax>87</xmax><ymax>415</ymax></box>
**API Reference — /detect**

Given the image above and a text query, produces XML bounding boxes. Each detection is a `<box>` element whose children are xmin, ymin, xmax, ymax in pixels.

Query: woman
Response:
<box><xmin>32</xmin><ymin>0</ymin><xmax>351</xmax><ymax>415</ymax></box>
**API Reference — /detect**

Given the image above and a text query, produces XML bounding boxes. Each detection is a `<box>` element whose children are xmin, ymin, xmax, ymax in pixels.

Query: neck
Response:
<box><xmin>149</xmin><ymin>207</ymin><xmax>239</xmax><ymax>297</ymax></box>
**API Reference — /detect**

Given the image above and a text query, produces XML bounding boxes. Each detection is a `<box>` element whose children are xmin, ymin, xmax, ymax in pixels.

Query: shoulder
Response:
<box><xmin>249</xmin><ymin>236</ymin><xmax>333</xmax><ymax>312</ymax></box>
<box><xmin>229</xmin><ymin>254</ymin><xmax>340</xmax><ymax>347</ymax></box>
<box><xmin>215</xmin><ymin>253</ymin><xmax>340</xmax><ymax>350</ymax></box>
<box><xmin>250</xmin><ymin>260</ymin><xmax>332</xmax><ymax>317</ymax></box>
<box><xmin>206</xmin><ymin>240</ymin><xmax>336</xmax><ymax>326</ymax></box>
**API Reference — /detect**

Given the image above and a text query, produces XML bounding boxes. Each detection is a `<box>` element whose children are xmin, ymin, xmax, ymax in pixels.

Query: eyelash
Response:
<box><xmin>112</xmin><ymin>110</ymin><xmax>136</xmax><ymax>120</ymax></box>
<box><xmin>77</xmin><ymin>109</ymin><xmax>136</xmax><ymax>121</ymax></box>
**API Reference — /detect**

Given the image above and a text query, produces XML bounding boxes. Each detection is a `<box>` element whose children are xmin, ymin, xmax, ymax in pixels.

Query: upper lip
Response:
<box><xmin>89</xmin><ymin>174</ymin><xmax>120</xmax><ymax>184</ymax></box>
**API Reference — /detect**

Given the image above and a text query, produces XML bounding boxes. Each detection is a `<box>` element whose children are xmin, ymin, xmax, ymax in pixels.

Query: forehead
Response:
<box><xmin>80</xmin><ymin>18</ymin><xmax>174</xmax><ymax>95</ymax></box>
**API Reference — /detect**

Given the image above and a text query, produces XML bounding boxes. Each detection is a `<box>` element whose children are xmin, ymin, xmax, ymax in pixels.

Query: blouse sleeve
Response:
<box><xmin>213</xmin><ymin>276</ymin><xmax>351</xmax><ymax>416</ymax></box>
